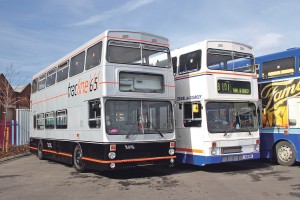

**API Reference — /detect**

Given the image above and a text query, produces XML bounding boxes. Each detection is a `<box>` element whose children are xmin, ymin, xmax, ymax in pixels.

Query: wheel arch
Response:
<box><xmin>273</xmin><ymin>139</ymin><xmax>297</xmax><ymax>165</ymax></box>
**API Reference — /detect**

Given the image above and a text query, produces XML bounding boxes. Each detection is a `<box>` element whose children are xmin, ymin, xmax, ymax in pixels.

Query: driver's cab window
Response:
<box><xmin>183</xmin><ymin>102</ymin><xmax>202</xmax><ymax>127</ymax></box>
<box><xmin>89</xmin><ymin>99</ymin><xmax>101</xmax><ymax>128</ymax></box>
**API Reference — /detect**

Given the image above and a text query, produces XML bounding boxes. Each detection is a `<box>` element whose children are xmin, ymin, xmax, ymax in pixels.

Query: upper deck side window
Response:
<box><xmin>70</xmin><ymin>51</ymin><xmax>85</xmax><ymax>77</ymax></box>
<box><xmin>107</xmin><ymin>40</ymin><xmax>171</xmax><ymax>68</ymax></box>
<box><xmin>207</xmin><ymin>49</ymin><xmax>254</xmax><ymax>73</ymax></box>
<box><xmin>32</xmin><ymin>79</ymin><xmax>38</xmax><ymax>94</ymax></box>
<box><xmin>262</xmin><ymin>57</ymin><xmax>295</xmax><ymax>79</ymax></box>
<box><xmin>57</xmin><ymin>61</ymin><xmax>69</xmax><ymax>82</ymax></box>
<box><xmin>38</xmin><ymin>74</ymin><xmax>46</xmax><ymax>91</ymax></box>
<box><xmin>86</xmin><ymin>42</ymin><xmax>102</xmax><ymax>70</ymax></box>
<box><xmin>46</xmin><ymin>67</ymin><xmax>57</xmax><ymax>87</ymax></box>
<box><xmin>179</xmin><ymin>50</ymin><xmax>201</xmax><ymax>74</ymax></box>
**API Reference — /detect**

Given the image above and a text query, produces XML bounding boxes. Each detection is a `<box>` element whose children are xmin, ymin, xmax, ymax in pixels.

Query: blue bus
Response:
<box><xmin>256</xmin><ymin>47</ymin><xmax>300</xmax><ymax>166</ymax></box>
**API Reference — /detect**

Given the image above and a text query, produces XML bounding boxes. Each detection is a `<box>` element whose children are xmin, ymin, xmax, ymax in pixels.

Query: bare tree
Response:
<box><xmin>0</xmin><ymin>64</ymin><xmax>28</xmax><ymax>152</ymax></box>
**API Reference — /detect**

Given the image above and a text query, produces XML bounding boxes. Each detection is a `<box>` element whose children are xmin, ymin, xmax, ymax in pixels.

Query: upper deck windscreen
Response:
<box><xmin>207</xmin><ymin>49</ymin><xmax>254</xmax><ymax>73</ymax></box>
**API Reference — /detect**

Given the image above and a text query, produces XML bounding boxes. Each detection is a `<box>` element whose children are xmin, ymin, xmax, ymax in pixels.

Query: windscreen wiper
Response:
<box><xmin>125</xmin><ymin>122</ymin><xmax>137</xmax><ymax>139</ymax></box>
<box><xmin>147</xmin><ymin>121</ymin><xmax>164</xmax><ymax>137</ymax></box>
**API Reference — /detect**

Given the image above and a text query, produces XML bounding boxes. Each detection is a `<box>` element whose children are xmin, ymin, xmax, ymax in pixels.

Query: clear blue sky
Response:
<box><xmin>0</xmin><ymin>0</ymin><xmax>299</xmax><ymax>84</ymax></box>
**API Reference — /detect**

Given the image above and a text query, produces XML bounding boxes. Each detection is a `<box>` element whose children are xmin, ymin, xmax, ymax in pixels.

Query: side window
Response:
<box><xmin>299</xmin><ymin>57</ymin><xmax>300</xmax><ymax>73</ymax></box>
<box><xmin>33</xmin><ymin>114</ymin><xmax>37</xmax><ymax>129</ymax></box>
<box><xmin>57</xmin><ymin>61</ymin><xmax>69</xmax><ymax>82</ymax></box>
<box><xmin>262</xmin><ymin>57</ymin><xmax>295</xmax><ymax>79</ymax></box>
<box><xmin>46</xmin><ymin>68</ymin><xmax>57</xmax><ymax>87</ymax></box>
<box><xmin>45</xmin><ymin>111</ymin><xmax>55</xmax><ymax>129</ymax></box>
<box><xmin>255</xmin><ymin>64</ymin><xmax>260</xmax><ymax>78</ymax></box>
<box><xmin>183</xmin><ymin>102</ymin><xmax>202</xmax><ymax>127</ymax></box>
<box><xmin>32</xmin><ymin>79</ymin><xmax>38</xmax><ymax>94</ymax></box>
<box><xmin>86</xmin><ymin>42</ymin><xmax>102</xmax><ymax>70</ymax></box>
<box><xmin>172</xmin><ymin>57</ymin><xmax>177</xmax><ymax>75</ymax></box>
<box><xmin>56</xmin><ymin>110</ymin><xmax>67</xmax><ymax>129</ymax></box>
<box><xmin>89</xmin><ymin>99</ymin><xmax>101</xmax><ymax>128</ymax></box>
<box><xmin>37</xmin><ymin>113</ymin><xmax>45</xmax><ymax>130</ymax></box>
<box><xmin>179</xmin><ymin>50</ymin><xmax>201</xmax><ymax>74</ymax></box>
<box><xmin>38</xmin><ymin>74</ymin><xmax>46</xmax><ymax>91</ymax></box>
<box><xmin>70</xmin><ymin>51</ymin><xmax>85</xmax><ymax>77</ymax></box>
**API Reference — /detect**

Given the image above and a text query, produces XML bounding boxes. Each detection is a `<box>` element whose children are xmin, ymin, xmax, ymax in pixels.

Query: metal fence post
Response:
<box><xmin>11</xmin><ymin>120</ymin><xmax>14</xmax><ymax>146</ymax></box>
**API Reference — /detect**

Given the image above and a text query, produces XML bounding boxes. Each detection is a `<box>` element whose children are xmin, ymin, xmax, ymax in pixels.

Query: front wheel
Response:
<box><xmin>73</xmin><ymin>144</ymin><xmax>86</xmax><ymax>172</ymax></box>
<box><xmin>275</xmin><ymin>141</ymin><xmax>296</xmax><ymax>166</ymax></box>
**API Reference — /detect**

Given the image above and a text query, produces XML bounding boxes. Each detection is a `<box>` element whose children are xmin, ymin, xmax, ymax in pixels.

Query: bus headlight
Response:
<box><xmin>110</xmin><ymin>163</ymin><xmax>116</xmax><ymax>169</ymax></box>
<box><xmin>211</xmin><ymin>148</ymin><xmax>217</xmax><ymax>155</ymax></box>
<box><xmin>254</xmin><ymin>144</ymin><xmax>260</xmax><ymax>152</ymax></box>
<box><xmin>169</xmin><ymin>149</ymin><xmax>175</xmax><ymax>155</ymax></box>
<box><xmin>108</xmin><ymin>152</ymin><xmax>116</xmax><ymax>159</ymax></box>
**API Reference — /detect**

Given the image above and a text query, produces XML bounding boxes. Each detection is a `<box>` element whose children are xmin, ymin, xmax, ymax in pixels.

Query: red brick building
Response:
<box><xmin>0</xmin><ymin>73</ymin><xmax>31</xmax><ymax>121</ymax></box>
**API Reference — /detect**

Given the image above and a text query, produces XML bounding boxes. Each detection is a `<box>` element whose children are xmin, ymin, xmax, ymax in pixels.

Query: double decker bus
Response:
<box><xmin>170</xmin><ymin>40</ymin><xmax>260</xmax><ymax>166</ymax></box>
<box><xmin>29</xmin><ymin>30</ymin><xmax>176</xmax><ymax>172</ymax></box>
<box><xmin>256</xmin><ymin>47</ymin><xmax>300</xmax><ymax>166</ymax></box>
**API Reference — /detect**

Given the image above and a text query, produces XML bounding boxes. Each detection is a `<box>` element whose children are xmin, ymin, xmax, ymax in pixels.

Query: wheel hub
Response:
<box><xmin>278</xmin><ymin>145</ymin><xmax>293</xmax><ymax>162</ymax></box>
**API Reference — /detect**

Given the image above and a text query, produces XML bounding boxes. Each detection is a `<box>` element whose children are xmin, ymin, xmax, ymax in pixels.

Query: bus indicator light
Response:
<box><xmin>170</xmin><ymin>142</ymin><xmax>175</xmax><ymax>148</ymax></box>
<box><xmin>110</xmin><ymin>144</ymin><xmax>116</xmax><ymax>151</ymax></box>
<box><xmin>212</xmin><ymin>142</ymin><xmax>217</xmax><ymax>148</ymax></box>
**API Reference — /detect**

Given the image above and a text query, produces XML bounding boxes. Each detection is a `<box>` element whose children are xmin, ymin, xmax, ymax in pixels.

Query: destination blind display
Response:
<box><xmin>217</xmin><ymin>79</ymin><xmax>251</xmax><ymax>95</ymax></box>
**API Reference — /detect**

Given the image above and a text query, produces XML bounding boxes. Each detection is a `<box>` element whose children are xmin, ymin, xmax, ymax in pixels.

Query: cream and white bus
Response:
<box><xmin>29</xmin><ymin>30</ymin><xmax>176</xmax><ymax>172</ymax></box>
<box><xmin>171</xmin><ymin>40</ymin><xmax>260</xmax><ymax>166</ymax></box>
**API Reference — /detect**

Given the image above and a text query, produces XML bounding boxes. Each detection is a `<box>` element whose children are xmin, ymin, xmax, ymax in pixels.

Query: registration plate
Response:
<box><xmin>243</xmin><ymin>154</ymin><xmax>253</xmax><ymax>159</ymax></box>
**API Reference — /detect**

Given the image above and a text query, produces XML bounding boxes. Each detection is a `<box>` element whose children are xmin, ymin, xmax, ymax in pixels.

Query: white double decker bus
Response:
<box><xmin>171</xmin><ymin>40</ymin><xmax>260</xmax><ymax>166</ymax></box>
<box><xmin>29</xmin><ymin>30</ymin><xmax>176</xmax><ymax>172</ymax></box>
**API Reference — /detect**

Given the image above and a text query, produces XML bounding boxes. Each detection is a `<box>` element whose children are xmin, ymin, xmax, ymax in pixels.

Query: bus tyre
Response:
<box><xmin>73</xmin><ymin>144</ymin><xmax>86</xmax><ymax>172</ymax></box>
<box><xmin>275</xmin><ymin>141</ymin><xmax>296</xmax><ymax>166</ymax></box>
<box><xmin>37</xmin><ymin>140</ymin><xmax>44</xmax><ymax>160</ymax></box>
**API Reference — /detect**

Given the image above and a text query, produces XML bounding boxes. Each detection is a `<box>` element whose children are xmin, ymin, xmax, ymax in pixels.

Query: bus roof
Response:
<box><xmin>32</xmin><ymin>30</ymin><xmax>169</xmax><ymax>80</ymax></box>
<box><xmin>255</xmin><ymin>47</ymin><xmax>300</xmax><ymax>63</ymax></box>
<box><xmin>171</xmin><ymin>39</ymin><xmax>252</xmax><ymax>56</ymax></box>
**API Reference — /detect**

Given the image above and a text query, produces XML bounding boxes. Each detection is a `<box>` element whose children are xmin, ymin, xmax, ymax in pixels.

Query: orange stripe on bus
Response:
<box><xmin>82</xmin><ymin>155</ymin><xmax>176</xmax><ymax>164</ymax></box>
<box><xmin>176</xmin><ymin>147</ymin><xmax>204</xmax><ymax>154</ymax></box>
<box><xmin>42</xmin><ymin>149</ymin><xmax>72</xmax><ymax>157</ymax></box>
<box><xmin>32</xmin><ymin>92</ymin><xmax>68</xmax><ymax>105</ymax></box>
<box><xmin>164</xmin><ymin>84</ymin><xmax>175</xmax><ymax>88</ymax></box>
<box><xmin>34</xmin><ymin>147</ymin><xmax>175</xmax><ymax>164</ymax></box>
<box><xmin>98</xmin><ymin>82</ymin><xmax>119</xmax><ymax>85</ymax></box>
<box><xmin>29</xmin><ymin>147</ymin><xmax>38</xmax><ymax>150</ymax></box>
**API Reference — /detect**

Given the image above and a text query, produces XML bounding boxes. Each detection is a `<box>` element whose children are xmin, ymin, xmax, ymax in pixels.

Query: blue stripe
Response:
<box><xmin>176</xmin><ymin>152</ymin><xmax>260</xmax><ymax>166</ymax></box>
<box><xmin>260</xmin><ymin>128</ymin><xmax>300</xmax><ymax>134</ymax></box>
<box><xmin>260</xmin><ymin>131</ymin><xmax>300</xmax><ymax>161</ymax></box>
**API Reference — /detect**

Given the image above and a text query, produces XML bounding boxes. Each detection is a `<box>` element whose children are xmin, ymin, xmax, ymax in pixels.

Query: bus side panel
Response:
<box><xmin>30</xmin><ymin>138</ymin><xmax>74</xmax><ymax>165</ymax></box>
<box><xmin>30</xmin><ymin>138</ymin><xmax>176</xmax><ymax>170</ymax></box>
<box><xmin>260</xmin><ymin>129</ymin><xmax>300</xmax><ymax>161</ymax></box>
